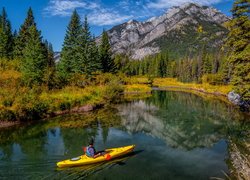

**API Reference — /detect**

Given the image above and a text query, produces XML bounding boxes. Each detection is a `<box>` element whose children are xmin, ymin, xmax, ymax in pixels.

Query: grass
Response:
<box><xmin>0</xmin><ymin>84</ymin><xmax>124</xmax><ymax>122</ymax></box>
<box><xmin>153</xmin><ymin>78</ymin><xmax>233</xmax><ymax>95</ymax></box>
<box><xmin>124</xmin><ymin>84</ymin><xmax>152</xmax><ymax>94</ymax></box>
<box><xmin>123</xmin><ymin>76</ymin><xmax>151</xmax><ymax>85</ymax></box>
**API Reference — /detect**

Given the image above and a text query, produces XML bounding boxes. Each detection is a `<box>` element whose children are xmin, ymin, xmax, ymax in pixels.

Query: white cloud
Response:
<box><xmin>88</xmin><ymin>9</ymin><xmax>133</xmax><ymax>26</ymax></box>
<box><xmin>44</xmin><ymin>0</ymin><xmax>134</xmax><ymax>26</ymax></box>
<box><xmin>147</xmin><ymin>0</ymin><xmax>226</xmax><ymax>9</ymax></box>
<box><xmin>44</xmin><ymin>0</ymin><xmax>228</xmax><ymax>26</ymax></box>
<box><xmin>44</xmin><ymin>0</ymin><xmax>87</xmax><ymax>16</ymax></box>
<box><xmin>44</xmin><ymin>0</ymin><xmax>100</xmax><ymax>16</ymax></box>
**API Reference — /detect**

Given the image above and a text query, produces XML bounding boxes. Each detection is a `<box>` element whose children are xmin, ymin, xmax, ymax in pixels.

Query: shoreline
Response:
<box><xmin>0</xmin><ymin>86</ymin><xmax>247</xmax><ymax>129</ymax></box>
<box><xmin>154</xmin><ymin>86</ymin><xmax>227</xmax><ymax>96</ymax></box>
<box><xmin>154</xmin><ymin>86</ymin><xmax>232</xmax><ymax>104</ymax></box>
<box><xmin>0</xmin><ymin>103</ymin><xmax>103</xmax><ymax>129</ymax></box>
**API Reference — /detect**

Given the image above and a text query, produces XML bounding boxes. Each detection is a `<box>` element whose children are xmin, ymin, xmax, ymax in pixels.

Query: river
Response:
<box><xmin>0</xmin><ymin>91</ymin><xmax>249</xmax><ymax>179</ymax></box>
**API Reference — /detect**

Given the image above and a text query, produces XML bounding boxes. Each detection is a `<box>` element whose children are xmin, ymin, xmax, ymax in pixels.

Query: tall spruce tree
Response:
<box><xmin>78</xmin><ymin>16</ymin><xmax>100</xmax><ymax>75</ymax></box>
<box><xmin>43</xmin><ymin>41</ymin><xmax>55</xmax><ymax>89</ymax></box>
<box><xmin>22</xmin><ymin>25</ymin><xmax>47</xmax><ymax>86</ymax></box>
<box><xmin>85</xmin><ymin>38</ymin><xmax>101</xmax><ymax>74</ymax></box>
<box><xmin>0</xmin><ymin>8</ymin><xmax>13</xmax><ymax>59</ymax></box>
<box><xmin>14</xmin><ymin>7</ymin><xmax>36</xmax><ymax>59</ymax></box>
<box><xmin>99</xmin><ymin>30</ymin><xmax>115</xmax><ymax>73</ymax></box>
<box><xmin>58</xmin><ymin>10</ymin><xmax>82</xmax><ymax>81</ymax></box>
<box><xmin>226</xmin><ymin>0</ymin><xmax>250</xmax><ymax>99</ymax></box>
<box><xmin>157</xmin><ymin>54</ymin><xmax>167</xmax><ymax>77</ymax></box>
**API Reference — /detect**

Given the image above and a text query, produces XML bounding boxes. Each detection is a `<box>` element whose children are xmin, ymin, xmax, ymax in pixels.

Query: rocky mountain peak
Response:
<box><xmin>102</xmin><ymin>3</ymin><xmax>230</xmax><ymax>59</ymax></box>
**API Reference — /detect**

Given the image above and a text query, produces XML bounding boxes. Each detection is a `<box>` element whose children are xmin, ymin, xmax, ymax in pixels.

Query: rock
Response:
<box><xmin>228</xmin><ymin>91</ymin><xmax>242</xmax><ymax>105</ymax></box>
<box><xmin>228</xmin><ymin>91</ymin><xmax>250</xmax><ymax>112</ymax></box>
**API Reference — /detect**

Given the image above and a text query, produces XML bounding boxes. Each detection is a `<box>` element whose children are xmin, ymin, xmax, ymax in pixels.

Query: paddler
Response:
<box><xmin>86</xmin><ymin>138</ymin><xmax>102</xmax><ymax>158</ymax></box>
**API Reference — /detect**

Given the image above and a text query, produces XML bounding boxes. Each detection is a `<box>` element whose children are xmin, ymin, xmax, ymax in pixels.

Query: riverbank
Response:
<box><xmin>0</xmin><ymin>75</ymin><xmax>152</xmax><ymax>128</ymax></box>
<box><xmin>0</xmin><ymin>83</ymin><xmax>124</xmax><ymax>125</ymax></box>
<box><xmin>0</xmin><ymin>76</ymin><xmax>246</xmax><ymax>128</ymax></box>
<box><xmin>153</xmin><ymin>78</ymin><xmax>233</xmax><ymax>96</ymax></box>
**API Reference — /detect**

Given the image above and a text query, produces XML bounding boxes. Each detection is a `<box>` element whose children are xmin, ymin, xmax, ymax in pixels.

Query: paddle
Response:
<box><xmin>82</xmin><ymin>146</ymin><xmax>87</xmax><ymax>153</ymax></box>
<box><xmin>105</xmin><ymin>153</ymin><xmax>111</xmax><ymax>160</ymax></box>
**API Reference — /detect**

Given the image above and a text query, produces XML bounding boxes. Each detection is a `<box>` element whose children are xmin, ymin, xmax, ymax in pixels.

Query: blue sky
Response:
<box><xmin>0</xmin><ymin>0</ymin><xmax>234</xmax><ymax>51</ymax></box>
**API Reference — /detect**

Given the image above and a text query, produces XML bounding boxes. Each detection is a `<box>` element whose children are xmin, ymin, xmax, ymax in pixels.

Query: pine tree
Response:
<box><xmin>226</xmin><ymin>0</ymin><xmax>250</xmax><ymax>99</ymax></box>
<box><xmin>192</xmin><ymin>59</ymin><xmax>199</xmax><ymax>82</ymax></box>
<box><xmin>22</xmin><ymin>25</ymin><xmax>47</xmax><ymax>86</ymax></box>
<box><xmin>203</xmin><ymin>54</ymin><xmax>212</xmax><ymax>74</ymax></box>
<box><xmin>85</xmin><ymin>38</ymin><xmax>101</xmax><ymax>75</ymax></box>
<box><xmin>14</xmin><ymin>7</ymin><xmax>36</xmax><ymax>59</ymax></box>
<box><xmin>43</xmin><ymin>41</ymin><xmax>55</xmax><ymax>89</ymax></box>
<box><xmin>99</xmin><ymin>30</ymin><xmax>115</xmax><ymax>73</ymax></box>
<box><xmin>58</xmin><ymin>10</ymin><xmax>82</xmax><ymax>82</ymax></box>
<box><xmin>157</xmin><ymin>53</ymin><xmax>167</xmax><ymax>77</ymax></box>
<box><xmin>0</xmin><ymin>8</ymin><xmax>13</xmax><ymax>59</ymax></box>
<box><xmin>78</xmin><ymin>16</ymin><xmax>101</xmax><ymax>75</ymax></box>
<box><xmin>212</xmin><ymin>52</ymin><xmax>221</xmax><ymax>74</ymax></box>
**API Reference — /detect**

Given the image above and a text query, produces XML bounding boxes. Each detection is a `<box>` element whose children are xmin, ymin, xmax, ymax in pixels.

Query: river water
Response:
<box><xmin>0</xmin><ymin>91</ymin><xmax>249</xmax><ymax>180</ymax></box>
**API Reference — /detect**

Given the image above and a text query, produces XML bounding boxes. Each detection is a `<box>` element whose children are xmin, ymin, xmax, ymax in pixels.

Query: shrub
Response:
<box><xmin>202</xmin><ymin>74</ymin><xmax>226</xmax><ymax>85</ymax></box>
<box><xmin>93</xmin><ymin>73</ymin><xmax>123</xmax><ymax>86</ymax></box>
<box><xmin>69</xmin><ymin>73</ymin><xmax>88</xmax><ymax>87</ymax></box>
<box><xmin>2</xmin><ymin>99</ymin><xmax>14</xmax><ymax>107</ymax></box>
<box><xmin>59</xmin><ymin>101</ymin><xmax>71</xmax><ymax>111</ymax></box>
<box><xmin>0</xmin><ymin>108</ymin><xmax>16</xmax><ymax>121</ymax></box>
<box><xmin>103</xmin><ymin>79</ymin><xmax>124</xmax><ymax>102</ymax></box>
<box><xmin>17</xmin><ymin>101</ymin><xmax>49</xmax><ymax>121</ymax></box>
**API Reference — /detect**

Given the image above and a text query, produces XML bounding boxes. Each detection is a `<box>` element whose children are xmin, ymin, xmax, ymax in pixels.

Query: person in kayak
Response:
<box><xmin>86</xmin><ymin>139</ymin><xmax>102</xmax><ymax>158</ymax></box>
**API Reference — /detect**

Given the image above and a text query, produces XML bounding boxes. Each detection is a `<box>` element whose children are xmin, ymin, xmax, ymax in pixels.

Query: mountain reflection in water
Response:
<box><xmin>0</xmin><ymin>91</ymin><xmax>248</xmax><ymax>179</ymax></box>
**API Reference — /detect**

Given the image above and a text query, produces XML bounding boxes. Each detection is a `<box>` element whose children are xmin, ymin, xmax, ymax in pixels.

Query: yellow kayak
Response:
<box><xmin>57</xmin><ymin>145</ymin><xmax>135</xmax><ymax>168</ymax></box>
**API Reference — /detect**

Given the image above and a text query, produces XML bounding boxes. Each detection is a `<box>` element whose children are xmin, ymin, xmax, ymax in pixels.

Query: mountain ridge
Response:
<box><xmin>100</xmin><ymin>3</ymin><xmax>230</xmax><ymax>59</ymax></box>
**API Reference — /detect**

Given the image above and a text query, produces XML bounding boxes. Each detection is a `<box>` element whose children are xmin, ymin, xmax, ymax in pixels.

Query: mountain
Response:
<box><xmin>54</xmin><ymin>52</ymin><xmax>61</xmax><ymax>63</ymax></box>
<box><xmin>101</xmin><ymin>3</ymin><xmax>230</xmax><ymax>59</ymax></box>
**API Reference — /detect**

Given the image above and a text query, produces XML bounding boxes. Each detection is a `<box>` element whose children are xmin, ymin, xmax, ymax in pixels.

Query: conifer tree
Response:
<box><xmin>99</xmin><ymin>30</ymin><xmax>115</xmax><ymax>73</ymax></box>
<box><xmin>14</xmin><ymin>7</ymin><xmax>35</xmax><ymax>59</ymax></box>
<box><xmin>157</xmin><ymin>54</ymin><xmax>167</xmax><ymax>77</ymax></box>
<box><xmin>43</xmin><ymin>41</ymin><xmax>55</xmax><ymax>89</ymax></box>
<box><xmin>0</xmin><ymin>8</ymin><xmax>13</xmax><ymax>59</ymax></box>
<box><xmin>226</xmin><ymin>0</ymin><xmax>250</xmax><ymax>99</ymax></box>
<box><xmin>78</xmin><ymin>16</ymin><xmax>100</xmax><ymax>75</ymax></box>
<box><xmin>203</xmin><ymin>54</ymin><xmax>212</xmax><ymax>74</ymax></box>
<box><xmin>22</xmin><ymin>25</ymin><xmax>47</xmax><ymax>86</ymax></box>
<box><xmin>192</xmin><ymin>59</ymin><xmax>199</xmax><ymax>81</ymax></box>
<box><xmin>58</xmin><ymin>10</ymin><xmax>82</xmax><ymax>81</ymax></box>
<box><xmin>85</xmin><ymin>39</ymin><xmax>101</xmax><ymax>74</ymax></box>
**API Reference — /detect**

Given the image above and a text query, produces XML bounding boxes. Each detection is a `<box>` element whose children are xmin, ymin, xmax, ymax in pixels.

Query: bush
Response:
<box><xmin>103</xmin><ymin>79</ymin><xmax>124</xmax><ymax>102</ymax></box>
<box><xmin>69</xmin><ymin>73</ymin><xmax>88</xmax><ymax>87</ymax></box>
<box><xmin>93</xmin><ymin>73</ymin><xmax>123</xmax><ymax>86</ymax></box>
<box><xmin>202</xmin><ymin>74</ymin><xmax>226</xmax><ymax>85</ymax></box>
<box><xmin>2</xmin><ymin>99</ymin><xmax>14</xmax><ymax>107</ymax></box>
<box><xmin>59</xmin><ymin>101</ymin><xmax>71</xmax><ymax>111</ymax></box>
<box><xmin>0</xmin><ymin>108</ymin><xmax>16</xmax><ymax>121</ymax></box>
<box><xmin>17</xmin><ymin>101</ymin><xmax>49</xmax><ymax>121</ymax></box>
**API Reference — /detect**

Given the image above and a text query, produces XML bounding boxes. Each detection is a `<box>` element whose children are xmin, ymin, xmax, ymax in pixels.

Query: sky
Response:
<box><xmin>0</xmin><ymin>0</ymin><xmax>234</xmax><ymax>51</ymax></box>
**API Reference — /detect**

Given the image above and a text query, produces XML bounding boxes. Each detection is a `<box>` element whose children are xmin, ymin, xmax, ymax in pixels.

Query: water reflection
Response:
<box><xmin>0</xmin><ymin>91</ymin><xmax>249</xmax><ymax>179</ymax></box>
<box><xmin>118</xmin><ymin>91</ymin><xmax>248</xmax><ymax>150</ymax></box>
